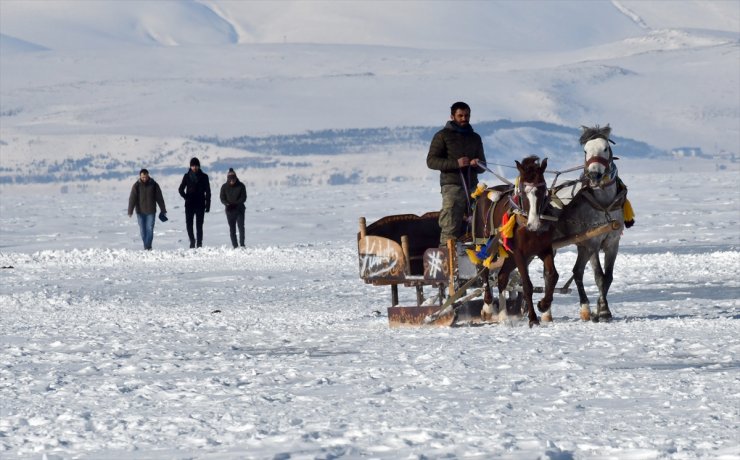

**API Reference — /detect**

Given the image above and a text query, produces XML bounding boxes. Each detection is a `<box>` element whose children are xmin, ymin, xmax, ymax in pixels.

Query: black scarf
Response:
<box><xmin>446</xmin><ymin>120</ymin><xmax>474</xmax><ymax>134</ymax></box>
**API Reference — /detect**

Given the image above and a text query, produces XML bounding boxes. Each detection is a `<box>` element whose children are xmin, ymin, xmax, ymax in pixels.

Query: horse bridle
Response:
<box><xmin>511</xmin><ymin>179</ymin><xmax>550</xmax><ymax>219</ymax></box>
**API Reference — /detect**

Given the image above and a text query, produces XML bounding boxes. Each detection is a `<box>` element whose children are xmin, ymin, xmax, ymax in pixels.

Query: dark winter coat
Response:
<box><xmin>178</xmin><ymin>170</ymin><xmax>211</xmax><ymax>210</ymax></box>
<box><xmin>426</xmin><ymin>121</ymin><xmax>486</xmax><ymax>188</ymax></box>
<box><xmin>220</xmin><ymin>180</ymin><xmax>247</xmax><ymax>211</ymax></box>
<box><xmin>128</xmin><ymin>178</ymin><xmax>166</xmax><ymax>215</ymax></box>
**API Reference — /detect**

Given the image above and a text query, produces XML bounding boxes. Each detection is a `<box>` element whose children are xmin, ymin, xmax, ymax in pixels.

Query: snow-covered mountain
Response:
<box><xmin>1</xmin><ymin>3</ymin><xmax>739</xmax><ymax>459</ymax></box>
<box><xmin>2</xmin><ymin>0</ymin><xmax>737</xmax><ymax>51</ymax></box>
<box><xmin>0</xmin><ymin>0</ymin><xmax>738</xmax><ymax>185</ymax></box>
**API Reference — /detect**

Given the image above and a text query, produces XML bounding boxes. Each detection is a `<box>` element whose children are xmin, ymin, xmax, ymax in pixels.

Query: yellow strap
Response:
<box><xmin>498</xmin><ymin>213</ymin><xmax>516</xmax><ymax>239</ymax></box>
<box><xmin>623</xmin><ymin>198</ymin><xmax>635</xmax><ymax>221</ymax></box>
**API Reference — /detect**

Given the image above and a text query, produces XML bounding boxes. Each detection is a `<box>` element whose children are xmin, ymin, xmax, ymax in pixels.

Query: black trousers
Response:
<box><xmin>185</xmin><ymin>206</ymin><xmax>205</xmax><ymax>247</ymax></box>
<box><xmin>225</xmin><ymin>207</ymin><xmax>245</xmax><ymax>247</ymax></box>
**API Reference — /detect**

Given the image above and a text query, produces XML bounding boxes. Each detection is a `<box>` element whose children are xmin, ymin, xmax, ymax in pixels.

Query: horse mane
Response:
<box><xmin>579</xmin><ymin>124</ymin><xmax>612</xmax><ymax>145</ymax></box>
<box><xmin>521</xmin><ymin>155</ymin><xmax>541</xmax><ymax>168</ymax></box>
<box><xmin>518</xmin><ymin>155</ymin><xmax>543</xmax><ymax>181</ymax></box>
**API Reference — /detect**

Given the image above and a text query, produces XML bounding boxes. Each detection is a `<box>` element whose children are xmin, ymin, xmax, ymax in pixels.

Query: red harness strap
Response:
<box><xmin>586</xmin><ymin>155</ymin><xmax>611</xmax><ymax>168</ymax></box>
<box><xmin>501</xmin><ymin>213</ymin><xmax>512</xmax><ymax>252</ymax></box>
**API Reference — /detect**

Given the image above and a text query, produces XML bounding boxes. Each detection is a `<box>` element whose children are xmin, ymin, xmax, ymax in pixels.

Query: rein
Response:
<box><xmin>459</xmin><ymin>168</ymin><xmax>472</xmax><ymax>209</ymax></box>
<box><xmin>459</xmin><ymin>168</ymin><xmax>475</xmax><ymax>235</ymax></box>
<box><xmin>477</xmin><ymin>161</ymin><xmax>514</xmax><ymax>186</ymax></box>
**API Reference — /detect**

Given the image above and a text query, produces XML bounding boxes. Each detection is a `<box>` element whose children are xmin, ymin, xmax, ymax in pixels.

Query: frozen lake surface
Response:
<box><xmin>1</xmin><ymin>161</ymin><xmax>738</xmax><ymax>459</ymax></box>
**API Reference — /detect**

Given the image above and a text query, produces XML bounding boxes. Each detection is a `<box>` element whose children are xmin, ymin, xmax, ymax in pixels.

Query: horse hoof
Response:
<box><xmin>481</xmin><ymin>303</ymin><xmax>497</xmax><ymax>323</ymax></box>
<box><xmin>481</xmin><ymin>312</ymin><xmax>499</xmax><ymax>323</ymax></box>
<box><xmin>541</xmin><ymin>310</ymin><xmax>552</xmax><ymax>322</ymax></box>
<box><xmin>598</xmin><ymin>311</ymin><xmax>613</xmax><ymax>322</ymax></box>
<box><xmin>580</xmin><ymin>307</ymin><xmax>591</xmax><ymax>322</ymax></box>
<box><xmin>529</xmin><ymin>318</ymin><xmax>540</xmax><ymax>328</ymax></box>
<box><xmin>596</xmin><ymin>304</ymin><xmax>613</xmax><ymax>322</ymax></box>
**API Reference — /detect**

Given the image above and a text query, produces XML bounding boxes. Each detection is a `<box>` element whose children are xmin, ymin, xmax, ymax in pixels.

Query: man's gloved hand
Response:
<box><xmin>457</xmin><ymin>156</ymin><xmax>471</xmax><ymax>168</ymax></box>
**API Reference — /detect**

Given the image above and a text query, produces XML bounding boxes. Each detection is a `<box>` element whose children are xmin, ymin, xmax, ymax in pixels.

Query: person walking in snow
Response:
<box><xmin>426</xmin><ymin>101</ymin><xmax>487</xmax><ymax>246</ymax></box>
<box><xmin>128</xmin><ymin>168</ymin><xmax>167</xmax><ymax>250</ymax></box>
<box><xmin>219</xmin><ymin>168</ymin><xmax>247</xmax><ymax>248</ymax></box>
<box><xmin>178</xmin><ymin>157</ymin><xmax>211</xmax><ymax>248</ymax></box>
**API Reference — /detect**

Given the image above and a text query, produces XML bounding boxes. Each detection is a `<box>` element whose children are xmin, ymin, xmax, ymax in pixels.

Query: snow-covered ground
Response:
<box><xmin>1</xmin><ymin>1</ymin><xmax>739</xmax><ymax>458</ymax></box>
<box><xmin>1</xmin><ymin>159</ymin><xmax>738</xmax><ymax>459</ymax></box>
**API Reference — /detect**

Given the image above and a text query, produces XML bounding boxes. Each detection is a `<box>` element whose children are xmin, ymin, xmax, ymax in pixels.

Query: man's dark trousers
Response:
<box><xmin>226</xmin><ymin>207</ymin><xmax>245</xmax><ymax>247</ymax></box>
<box><xmin>185</xmin><ymin>206</ymin><xmax>205</xmax><ymax>247</ymax></box>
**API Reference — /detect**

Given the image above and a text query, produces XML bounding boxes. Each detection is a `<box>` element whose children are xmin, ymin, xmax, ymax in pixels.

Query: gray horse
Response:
<box><xmin>552</xmin><ymin>125</ymin><xmax>627</xmax><ymax>322</ymax></box>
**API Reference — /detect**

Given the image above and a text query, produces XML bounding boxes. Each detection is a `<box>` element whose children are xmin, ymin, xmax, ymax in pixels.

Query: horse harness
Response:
<box><xmin>473</xmin><ymin>180</ymin><xmax>555</xmax><ymax>245</ymax></box>
<box><xmin>578</xmin><ymin>183</ymin><xmax>628</xmax><ymax>223</ymax></box>
<box><xmin>508</xmin><ymin>179</ymin><xmax>558</xmax><ymax>225</ymax></box>
<box><xmin>576</xmin><ymin>134</ymin><xmax>628</xmax><ymax>222</ymax></box>
<box><xmin>584</xmin><ymin>142</ymin><xmax>613</xmax><ymax>170</ymax></box>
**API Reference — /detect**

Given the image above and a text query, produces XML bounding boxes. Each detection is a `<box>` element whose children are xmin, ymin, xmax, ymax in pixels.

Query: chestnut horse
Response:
<box><xmin>472</xmin><ymin>156</ymin><xmax>558</xmax><ymax>327</ymax></box>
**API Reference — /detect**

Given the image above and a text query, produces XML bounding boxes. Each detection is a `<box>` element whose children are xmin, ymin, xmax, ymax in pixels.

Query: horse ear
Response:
<box><xmin>540</xmin><ymin>157</ymin><xmax>548</xmax><ymax>172</ymax></box>
<box><xmin>515</xmin><ymin>160</ymin><xmax>523</xmax><ymax>173</ymax></box>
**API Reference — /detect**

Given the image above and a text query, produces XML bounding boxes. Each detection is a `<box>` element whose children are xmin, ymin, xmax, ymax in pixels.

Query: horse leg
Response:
<box><xmin>592</xmin><ymin>242</ymin><xmax>619</xmax><ymax>321</ymax></box>
<box><xmin>589</xmin><ymin>253</ymin><xmax>609</xmax><ymax>322</ymax></box>
<box><xmin>573</xmin><ymin>246</ymin><xmax>592</xmax><ymax>321</ymax></box>
<box><xmin>513</xmin><ymin>253</ymin><xmax>538</xmax><ymax>327</ymax></box>
<box><xmin>496</xmin><ymin>258</ymin><xmax>516</xmax><ymax>323</ymax></box>
<box><xmin>505</xmin><ymin>269</ymin><xmax>523</xmax><ymax>317</ymax></box>
<box><xmin>538</xmin><ymin>249</ymin><xmax>559</xmax><ymax>322</ymax></box>
<box><xmin>480</xmin><ymin>267</ymin><xmax>497</xmax><ymax>322</ymax></box>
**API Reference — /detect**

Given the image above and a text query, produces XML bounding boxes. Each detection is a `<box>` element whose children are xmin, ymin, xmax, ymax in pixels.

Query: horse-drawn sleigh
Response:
<box><xmin>357</xmin><ymin>126</ymin><xmax>633</xmax><ymax>328</ymax></box>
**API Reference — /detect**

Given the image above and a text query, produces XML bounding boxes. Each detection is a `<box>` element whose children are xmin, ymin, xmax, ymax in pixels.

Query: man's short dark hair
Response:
<box><xmin>450</xmin><ymin>101</ymin><xmax>471</xmax><ymax>115</ymax></box>
<box><xmin>139</xmin><ymin>168</ymin><xmax>149</xmax><ymax>175</ymax></box>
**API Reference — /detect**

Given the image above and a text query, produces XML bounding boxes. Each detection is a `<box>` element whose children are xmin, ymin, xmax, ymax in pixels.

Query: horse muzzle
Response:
<box><xmin>526</xmin><ymin>215</ymin><xmax>544</xmax><ymax>232</ymax></box>
<box><xmin>586</xmin><ymin>171</ymin><xmax>603</xmax><ymax>187</ymax></box>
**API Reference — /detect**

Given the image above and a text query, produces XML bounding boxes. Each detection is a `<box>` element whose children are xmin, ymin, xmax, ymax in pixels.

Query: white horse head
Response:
<box><xmin>580</xmin><ymin>125</ymin><xmax>613</xmax><ymax>188</ymax></box>
<box><xmin>584</xmin><ymin>137</ymin><xmax>611</xmax><ymax>187</ymax></box>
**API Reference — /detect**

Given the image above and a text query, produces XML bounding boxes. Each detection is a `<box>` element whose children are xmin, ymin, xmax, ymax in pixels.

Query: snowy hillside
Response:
<box><xmin>0</xmin><ymin>0</ymin><xmax>738</xmax><ymax>187</ymax></box>
<box><xmin>0</xmin><ymin>1</ymin><xmax>648</xmax><ymax>51</ymax></box>
<box><xmin>0</xmin><ymin>120</ymin><xmax>666</xmax><ymax>186</ymax></box>
<box><xmin>2</xmin><ymin>0</ymin><xmax>737</xmax><ymax>51</ymax></box>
